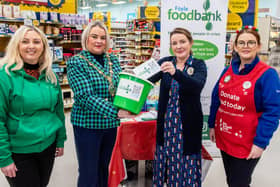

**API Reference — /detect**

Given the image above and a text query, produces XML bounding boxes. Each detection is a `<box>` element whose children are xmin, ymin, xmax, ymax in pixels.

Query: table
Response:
<box><xmin>108</xmin><ymin>120</ymin><xmax>157</xmax><ymax>187</ymax></box>
<box><xmin>108</xmin><ymin>120</ymin><xmax>213</xmax><ymax>187</ymax></box>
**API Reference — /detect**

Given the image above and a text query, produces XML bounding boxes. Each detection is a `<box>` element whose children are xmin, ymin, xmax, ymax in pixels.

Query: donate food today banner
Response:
<box><xmin>161</xmin><ymin>0</ymin><xmax>229</xmax><ymax>157</ymax></box>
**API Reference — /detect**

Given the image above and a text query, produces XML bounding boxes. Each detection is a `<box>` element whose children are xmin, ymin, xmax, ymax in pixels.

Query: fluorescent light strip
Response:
<box><xmin>80</xmin><ymin>6</ymin><xmax>91</xmax><ymax>9</ymax></box>
<box><xmin>96</xmin><ymin>3</ymin><xmax>108</xmax><ymax>7</ymax></box>
<box><xmin>112</xmin><ymin>1</ymin><xmax>126</xmax><ymax>5</ymax></box>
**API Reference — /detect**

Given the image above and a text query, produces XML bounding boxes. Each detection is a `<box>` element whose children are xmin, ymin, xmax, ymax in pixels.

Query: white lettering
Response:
<box><xmin>220</xmin><ymin>99</ymin><xmax>246</xmax><ymax>112</ymax></box>
<box><xmin>220</xmin><ymin>91</ymin><xmax>240</xmax><ymax>101</ymax></box>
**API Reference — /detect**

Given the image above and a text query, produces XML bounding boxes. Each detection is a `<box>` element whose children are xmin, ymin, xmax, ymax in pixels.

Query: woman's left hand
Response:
<box><xmin>161</xmin><ymin>61</ymin><xmax>176</xmax><ymax>75</ymax></box>
<box><xmin>55</xmin><ymin>148</ymin><xmax>64</xmax><ymax>157</ymax></box>
<box><xmin>246</xmin><ymin>145</ymin><xmax>264</xmax><ymax>160</ymax></box>
<box><xmin>118</xmin><ymin>109</ymin><xmax>139</xmax><ymax>118</ymax></box>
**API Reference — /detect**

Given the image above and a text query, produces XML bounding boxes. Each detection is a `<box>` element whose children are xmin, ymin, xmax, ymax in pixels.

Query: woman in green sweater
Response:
<box><xmin>0</xmin><ymin>25</ymin><xmax>66</xmax><ymax>187</ymax></box>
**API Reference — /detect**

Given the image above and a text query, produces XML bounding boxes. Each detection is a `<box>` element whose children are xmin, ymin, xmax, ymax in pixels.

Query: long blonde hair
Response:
<box><xmin>0</xmin><ymin>25</ymin><xmax>57</xmax><ymax>85</ymax></box>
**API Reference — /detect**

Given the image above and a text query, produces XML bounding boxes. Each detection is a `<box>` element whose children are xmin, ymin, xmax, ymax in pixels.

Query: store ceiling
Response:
<box><xmin>78</xmin><ymin>0</ymin><xmax>159</xmax><ymax>10</ymax></box>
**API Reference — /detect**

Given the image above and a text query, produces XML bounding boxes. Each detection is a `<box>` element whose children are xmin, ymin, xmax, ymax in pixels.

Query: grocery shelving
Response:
<box><xmin>124</xmin><ymin>19</ymin><xmax>156</xmax><ymax>67</ymax></box>
<box><xmin>258</xmin><ymin>16</ymin><xmax>280</xmax><ymax>54</ymax></box>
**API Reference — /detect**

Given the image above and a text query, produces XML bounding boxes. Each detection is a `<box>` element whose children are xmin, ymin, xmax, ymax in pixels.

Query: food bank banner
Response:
<box><xmin>161</xmin><ymin>0</ymin><xmax>228</xmax><ymax>115</ymax></box>
<box><xmin>161</xmin><ymin>0</ymin><xmax>228</xmax><ymax>157</ymax></box>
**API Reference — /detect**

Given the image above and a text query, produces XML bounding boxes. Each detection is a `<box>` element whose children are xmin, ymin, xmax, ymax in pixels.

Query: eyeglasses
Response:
<box><xmin>236</xmin><ymin>40</ymin><xmax>257</xmax><ymax>48</ymax></box>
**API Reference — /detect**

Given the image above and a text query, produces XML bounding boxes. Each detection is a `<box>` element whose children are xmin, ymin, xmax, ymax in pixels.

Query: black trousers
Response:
<box><xmin>6</xmin><ymin>142</ymin><xmax>56</xmax><ymax>187</ymax></box>
<box><xmin>73</xmin><ymin>126</ymin><xmax>117</xmax><ymax>187</ymax></box>
<box><xmin>221</xmin><ymin>150</ymin><xmax>260</xmax><ymax>187</ymax></box>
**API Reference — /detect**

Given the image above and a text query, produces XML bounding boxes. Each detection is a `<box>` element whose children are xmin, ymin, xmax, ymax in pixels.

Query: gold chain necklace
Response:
<box><xmin>77</xmin><ymin>54</ymin><xmax>116</xmax><ymax>97</ymax></box>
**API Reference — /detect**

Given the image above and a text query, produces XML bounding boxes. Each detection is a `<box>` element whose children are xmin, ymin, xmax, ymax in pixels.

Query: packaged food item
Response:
<box><xmin>7</xmin><ymin>24</ymin><xmax>18</xmax><ymax>34</ymax></box>
<box><xmin>45</xmin><ymin>25</ymin><xmax>52</xmax><ymax>35</ymax></box>
<box><xmin>3</xmin><ymin>5</ymin><xmax>12</xmax><ymax>18</ymax></box>
<box><xmin>50</xmin><ymin>12</ymin><xmax>58</xmax><ymax>22</ymax></box>
<box><xmin>53</xmin><ymin>27</ymin><xmax>60</xmax><ymax>35</ymax></box>
<box><xmin>0</xmin><ymin>23</ymin><xmax>8</xmax><ymax>34</ymax></box>
<box><xmin>0</xmin><ymin>5</ymin><xmax>3</xmax><ymax>17</ymax></box>
<box><xmin>54</xmin><ymin>46</ymin><xmax>63</xmax><ymax>61</ymax></box>
<box><xmin>38</xmin><ymin>25</ymin><xmax>45</xmax><ymax>33</ymax></box>
<box><xmin>40</xmin><ymin>12</ymin><xmax>48</xmax><ymax>21</ymax></box>
<box><xmin>12</xmin><ymin>5</ymin><xmax>20</xmax><ymax>18</ymax></box>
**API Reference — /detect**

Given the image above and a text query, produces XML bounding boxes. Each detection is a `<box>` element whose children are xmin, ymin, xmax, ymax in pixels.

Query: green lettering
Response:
<box><xmin>180</xmin><ymin>12</ymin><xmax>187</xmax><ymax>20</ymax></box>
<box><xmin>168</xmin><ymin>9</ymin><xmax>172</xmax><ymax>20</ymax></box>
<box><xmin>172</xmin><ymin>12</ymin><xmax>179</xmax><ymax>20</ymax></box>
<box><xmin>187</xmin><ymin>10</ymin><xmax>194</xmax><ymax>20</ymax></box>
<box><xmin>195</xmin><ymin>10</ymin><xmax>201</xmax><ymax>20</ymax></box>
<box><xmin>216</xmin><ymin>11</ymin><xmax>222</xmax><ymax>21</ymax></box>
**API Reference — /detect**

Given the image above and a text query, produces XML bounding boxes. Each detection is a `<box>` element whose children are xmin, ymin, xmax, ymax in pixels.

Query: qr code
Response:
<box><xmin>131</xmin><ymin>84</ymin><xmax>143</xmax><ymax>98</ymax></box>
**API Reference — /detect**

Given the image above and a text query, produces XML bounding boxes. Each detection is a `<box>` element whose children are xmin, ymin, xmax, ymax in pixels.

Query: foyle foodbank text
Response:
<box><xmin>168</xmin><ymin>9</ymin><xmax>222</xmax><ymax>21</ymax></box>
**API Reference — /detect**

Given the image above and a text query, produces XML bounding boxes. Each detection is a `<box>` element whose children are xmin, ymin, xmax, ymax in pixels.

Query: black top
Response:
<box><xmin>24</xmin><ymin>63</ymin><xmax>39</xmax><ymax>70</ymax></box>
<box><xmin>92</xmin><ymin>53</ymin><xmax>105</xmax><ymax>67</ymax></box>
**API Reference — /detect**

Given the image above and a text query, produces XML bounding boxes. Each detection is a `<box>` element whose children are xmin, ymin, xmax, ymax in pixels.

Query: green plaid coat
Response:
<box><xmin>67</xmin><ymin>50</ymin><xmax>122</xmax><ymax>129</ymax></box>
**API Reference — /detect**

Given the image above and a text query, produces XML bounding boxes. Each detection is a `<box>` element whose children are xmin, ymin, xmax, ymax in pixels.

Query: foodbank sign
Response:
<box><xmin>169</xmin><ymin>40</ymin><xmax>219</xmax><ymax>60</ymax></box>
<box><xmin>167</xmin><ymin>0</ymin><xmax>222</xmax><ymax>31</ymax></box>
<box><xmin>192</xmin><ymin>40</ymin><xmax>218</xmax><ymax>60</ymax></box>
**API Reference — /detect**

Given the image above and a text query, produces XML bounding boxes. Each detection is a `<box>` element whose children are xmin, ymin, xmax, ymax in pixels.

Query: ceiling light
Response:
<box><xmin>96</xmin><ymin>3</ymin><xmax>108</xmax><ymax>7</ymax></box>
<box><xmin>112</xmin><ymin>1</ymin><xmax>126</xmax><ymax>5</ymax></box>
<box><xmin>80</xmin><ymin>6</ymin><xmax>91</xmax><ymax>9</ymax></box>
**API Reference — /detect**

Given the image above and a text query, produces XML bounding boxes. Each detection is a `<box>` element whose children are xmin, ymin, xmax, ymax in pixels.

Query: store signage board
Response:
<box><xmin>227</xmin><ymin>0</ymin><xmax>259</xmax><ymax>31</ymax></box>
<box><xmin>138</xmin><ymin>6</ymin><xmax>160</xmax><ymax>19</ymax></box>
<box><xmin>161</xmin><ymin>0</ymin><xmax>229</xmax><ymax>157</ymax></box>
<box><xmin>2</xmin><ymin>0</ymin><xmax>66</xmax><ymax>8</ymax></box>
<box><xmin>4</xmin><ymin>0</ymin><xmax>76</xmax><ymax>14</ymax></box>
<box><xmin>127</xmin><ymin>12</ymin><xmax>136</xmax><ymax>20</ymax></box>
<box><xmin>3</xmin><ymin>0</ymin><xmax>48</xmax><ymax>6</ymax></box>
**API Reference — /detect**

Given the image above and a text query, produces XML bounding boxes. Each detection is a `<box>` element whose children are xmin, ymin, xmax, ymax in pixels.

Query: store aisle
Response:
<box><xmin>0</xmin><ymin>113</ymin><xmax>279</xmax><ymax>187</ymax></box>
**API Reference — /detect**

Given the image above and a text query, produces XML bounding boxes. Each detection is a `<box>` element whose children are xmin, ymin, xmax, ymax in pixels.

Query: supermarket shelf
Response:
<box><xmin>0</xmin><ymin>17</ymin><xmax>62</xmax><ymax>25</ymax></box>
<box><xmin>110</xmin><ymin>32</ymin><xmax>127</xmax><ymax>35</ymax></box>
<box><xmin>115</xmin><ymin>40</ymin><xmax>128</xmax><ymax>43</ymax></box>
<box><xmin>0</xmin><ymin>17</ymin><xmax>24</xmax><ymax>23</ymax></box>
<box><xmin>134</xmin><ymin>31</ymin><xmax>154</xmax><ymax>34</ymax></box>
<box><xmin>58</xmin><ymin>40</ymin><xmax>81</xmax><ymax>45</ymax></box>
<box><xmin>0</xmin><ymin>34</ymin><xmax>12</xmax><ymax>38</ymax></box>
<box><xmin>46</xmin><ymin>34</ymin><xmax>63</xmax><ymax>39</ymax></box>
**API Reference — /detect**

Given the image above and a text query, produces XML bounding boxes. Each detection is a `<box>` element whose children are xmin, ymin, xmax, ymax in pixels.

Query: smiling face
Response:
<box><xmin>87</xmin><ymin>26</ymin><xmax>107</xmax><ymax>55</ymax></box>
<box><xmin>170</xmin><ymin>33</ymin><xmax>193</xmax><ymax>61</ymax></box>
<box><xmin>19</xmin><ymin>30</ymin><xmax>44</xmax><ymax>65</ymax></box>
<box><xmin>235</xmin><ymin>33</ymin><xmax>261</xmax><ymax>63</ymax></box>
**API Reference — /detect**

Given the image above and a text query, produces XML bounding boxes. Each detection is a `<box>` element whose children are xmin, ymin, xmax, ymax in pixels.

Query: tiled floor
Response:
<box><xmin>0</xmin><ymin>113</ymin><xmax>279</xmax><ymax>187</ymax></box>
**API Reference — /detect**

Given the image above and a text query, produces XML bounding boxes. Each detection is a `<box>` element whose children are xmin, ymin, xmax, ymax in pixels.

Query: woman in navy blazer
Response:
<box><xmin>149</xmin><ymin>27</ymin><xmax>207</xmax><ymax>187</ymax></box>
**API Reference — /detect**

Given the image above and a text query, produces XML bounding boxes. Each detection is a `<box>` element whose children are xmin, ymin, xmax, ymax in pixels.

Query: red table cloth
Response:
<box><xmin>108</xmin><ymin>120</ymin><xmax>156</xmax><ymax>187</ymax></box>
<box><xmin>108</xmin><ymin>120</ymin><xmax>212</xmax><ymax>187</ymax></box>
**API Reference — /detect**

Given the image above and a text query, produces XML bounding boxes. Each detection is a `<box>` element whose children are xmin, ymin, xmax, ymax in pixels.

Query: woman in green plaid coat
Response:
<box><xmin>67</xmin><ymin>21</ymin><xmax>131</xmax><ymax>187</ymax></box>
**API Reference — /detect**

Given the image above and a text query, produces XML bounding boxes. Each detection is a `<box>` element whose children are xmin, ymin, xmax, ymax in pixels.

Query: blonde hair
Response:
<box><xmin>0</xmin><ymin>25</ymin><xmax>57</xmax><ymax>85</ymax></box>
<box><xmin>81</xmin><ymin>20</ymin><xmax>110</xmax><ymax>52</ymax></box>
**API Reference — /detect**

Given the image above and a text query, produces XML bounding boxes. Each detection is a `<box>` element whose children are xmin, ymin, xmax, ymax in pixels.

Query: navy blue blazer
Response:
<box><xmin>149</xmin><ymin>56</ymin><xmax>207</xmax><ymax>155</ymax></box>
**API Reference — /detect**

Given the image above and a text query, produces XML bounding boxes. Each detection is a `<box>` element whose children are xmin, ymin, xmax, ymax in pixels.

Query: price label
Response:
<box><xmin>24</xmin><ymin>19</ymin><xmax>33</xmax><ymax>26</ymax></box>
<box><xmin>76</xmin><ymin>25</ymin><xmax>83</xmax><ymax>30</ymax></box>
